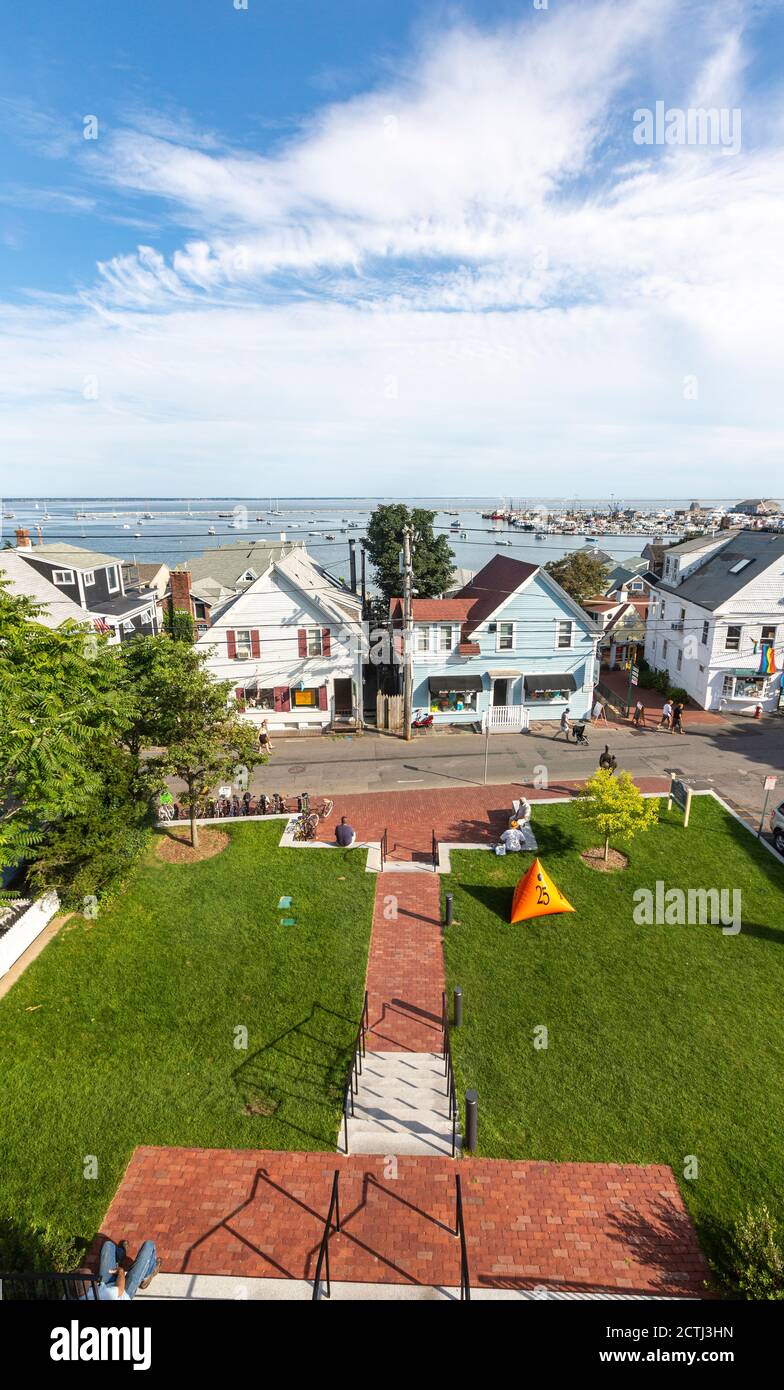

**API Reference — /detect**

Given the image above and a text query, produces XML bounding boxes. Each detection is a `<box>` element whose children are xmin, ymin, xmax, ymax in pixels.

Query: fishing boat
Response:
<box><xmin>450</xmin><ymin>520</ymin><xmax>461</xmax><ymax>531</ymax></box>
<box><xmin>535</xmin><ymin>531</ymin><xmax>547</xmax><ymax>540</ymax></box>
<box><xmin>2</xmin><ymin>510</ymin><xmax>14</xmax><ymax>520</ymax></box>
<box><xmin>208</xmin><ymin>526</ymin><xmax>216</xmax><ymax>535</ymax></box>
<box><xmin>325</xmin><ymin>533</ymin><xmax>336</xmax><ymax>541</ymax></box>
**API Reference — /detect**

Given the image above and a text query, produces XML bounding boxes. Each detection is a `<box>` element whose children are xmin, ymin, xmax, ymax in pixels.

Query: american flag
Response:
<box><xmin>92</xmin><ymin>617</ymin><xmax>111</xmax><ymax>634</ymax></box>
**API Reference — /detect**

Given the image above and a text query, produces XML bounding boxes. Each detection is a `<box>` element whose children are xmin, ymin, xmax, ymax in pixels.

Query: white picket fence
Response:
<box><xmin>484</xmin><ymin>704</ymin><xmax>530</xmax><ymax>732</ymax></box>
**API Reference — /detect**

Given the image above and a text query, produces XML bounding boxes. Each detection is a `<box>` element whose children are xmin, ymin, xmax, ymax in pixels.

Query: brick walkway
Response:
<box><xmin>97</xmin><ymin>1146</ymin><xmax>713</xmax><ymax>1297</ymax></box>
<box><xmin>317</xmin><ymin>778</ymin><xmax>670</xmax><ymax>862</ymax></box>
<box><xmin>365</xmin><ymin>874</ymin><xmax>444</xmax><ymax>1051</ymax></box>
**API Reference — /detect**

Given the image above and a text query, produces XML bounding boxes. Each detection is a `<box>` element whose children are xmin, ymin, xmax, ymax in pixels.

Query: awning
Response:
<box><xmin>428</xmin><ymin>675</ymin><xmax>483</xmax><ymax>693</ymax></box>
<box><xmin>486</xmin><ymin>668</ymin><xmax>522</xmax><ymax>679</ymax></box>
<box><xmin>729</xmin><ymin>669</ymin><xmax>761</xmax><ymax>678</ymax></box>
<box><xmin>524</xmin><ymin>673</ymin><xmax>577</xmax><ymax>694</ymax></box>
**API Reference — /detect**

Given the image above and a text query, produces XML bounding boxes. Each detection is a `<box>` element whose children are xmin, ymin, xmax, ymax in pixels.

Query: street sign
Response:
<box><xmin>630</xmin><ymin>665</ymin><xmax>639</xmax><ymax>686</ymax></box>
<box><xmin>764</xmin><ymin>775</ymin><xmax>778</xmax><ymax>792</ymax></box>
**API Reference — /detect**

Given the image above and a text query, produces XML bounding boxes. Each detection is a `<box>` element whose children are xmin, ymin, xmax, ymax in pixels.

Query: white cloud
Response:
<box><xmin>1</xmin><ymin>0</ymin><xmax>783</xmax><ymax>494</ymax></box>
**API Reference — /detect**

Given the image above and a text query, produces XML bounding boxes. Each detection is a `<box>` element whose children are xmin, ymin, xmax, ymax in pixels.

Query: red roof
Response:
<box><xmin>390</xmin><ymin>555</ymin><xmax>539</xmax><ymax>634</ymax></box>
<box><xmin>389</xmin><ymin>597</ymin><xmax>476</xmax><ymax>622</ymax></box>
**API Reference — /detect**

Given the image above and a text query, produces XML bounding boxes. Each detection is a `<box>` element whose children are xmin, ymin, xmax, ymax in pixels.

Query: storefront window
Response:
<box><xmin>722</xmin><ymin>675</ymin><xmax>767</xmax><ymax>699</ymax></box>
<box><xmin>527</xmin><ymin>687</ymin><xmax>572</xmax><ymax>702</ymax></box>
<box><xmin>246</xmin><ymin>686</ymin><xmax>275</xmax><ymax>709</ymax></box>
<box><xmin>429</xmin><ymin>688</ymin><xmax>478</xmax><ymax>713</ymax></box>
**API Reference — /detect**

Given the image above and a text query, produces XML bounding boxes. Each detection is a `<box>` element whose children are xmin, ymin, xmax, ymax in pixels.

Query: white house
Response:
<box><xmin>195</xmin><ymin>548</ymin><xmax>364</xmax><ymax>732</ymax></box>
<box><xmin>645</xmin><ymin>529</ymin><xmax>784</xmax><ymax>712</ymax></box>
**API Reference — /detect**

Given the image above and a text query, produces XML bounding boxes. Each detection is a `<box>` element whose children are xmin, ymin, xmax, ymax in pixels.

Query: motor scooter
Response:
<box><xmin>412</xmin><ymin>708</ymin><xmax>434</xmax><ymax>729</ymax></box>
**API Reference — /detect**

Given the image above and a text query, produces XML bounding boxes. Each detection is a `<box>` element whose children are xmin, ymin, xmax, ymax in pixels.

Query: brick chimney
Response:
<box><xmin>169</xmin><ymin>568</ymin><xmax>192</xmax><ymax>614</ymax></box>
<box><xmin>15</xmin><ymin>527</ymin><xmax>31</xmax><ymax>549</ymax></box>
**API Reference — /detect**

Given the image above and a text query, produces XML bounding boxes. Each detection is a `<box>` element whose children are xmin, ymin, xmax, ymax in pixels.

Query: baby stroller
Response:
<box><xmin>572</xmin><ymin>723</ymin><xmax>589</xmax><ymax>746</ymax></box>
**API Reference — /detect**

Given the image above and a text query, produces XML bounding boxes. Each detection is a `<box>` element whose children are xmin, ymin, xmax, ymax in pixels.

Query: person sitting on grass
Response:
<box><xmin>500</xmin><ymin>823</ymin><xmax>526</xmax><ymax>852</ymax></box>
<box><xmin>84</xmin><ymin>1238</ymin><xmax>160</xmax><ymax>1301</ymax></box>
<box><xmin>335</xmin><ymin>815</ymin><xmax>356</xmax><ymax>847</ymax></box>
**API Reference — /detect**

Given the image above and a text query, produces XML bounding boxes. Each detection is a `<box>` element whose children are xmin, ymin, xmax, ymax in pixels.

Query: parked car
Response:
<box><xmin>770</xmin><ymin>801</ymin><xmax>784</xmax><ymax>854</ymax></box>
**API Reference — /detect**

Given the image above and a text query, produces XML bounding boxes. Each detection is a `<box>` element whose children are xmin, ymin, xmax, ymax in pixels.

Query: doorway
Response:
<box><xmin>333</xmin><ymin>678</ymin><xmax>353</xmax><ymax>717</ymax></box>
<box><xmin>493</xmin><ymin>678</ymin><xmax>509</xmax><ymax>707</ymax></box>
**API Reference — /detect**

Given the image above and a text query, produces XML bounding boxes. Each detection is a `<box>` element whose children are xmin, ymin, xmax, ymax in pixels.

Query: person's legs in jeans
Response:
<box><xmin>98</xmin><ymin>1239</ymin><xmax>119</xmax><ymax>1286</ymax></box>
<box><xmin>124</xmin><ymin>1241</ymin><xmax>158</xmax><ymax>1299</ymax></box>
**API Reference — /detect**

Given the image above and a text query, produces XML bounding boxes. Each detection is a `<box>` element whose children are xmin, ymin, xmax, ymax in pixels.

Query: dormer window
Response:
<box><xmin>83</xmin><ymin>570</ymin><xmax>95</xmax><ymax>586</ymax></box>
<box><xmin>241</xmin><ymin>569</ymin><xmax>257</xmax><ymax>582</ymax></box>
<box><xmin>52</xmin><ymin>569</ymin><xmax>74</xmax><ymax>585</ymax></box>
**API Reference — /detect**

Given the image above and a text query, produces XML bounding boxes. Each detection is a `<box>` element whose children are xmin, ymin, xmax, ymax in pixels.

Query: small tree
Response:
<box><xmin>364</xmin><ymin>504</ymin><xmax>455</xmax><ymax>601</ymax></box>
<box><xmin>144</xmin><ymin>643</ymin><xmax>265</xmax><ymax>848</ymax></box>
<box><xmin>578</xmin><ymin>768</ymin><xmax>659</xmax><ymax>862</ymax></box>
<box><xmin>545</xmin><ymin>552</ymin><xmax>609</xmax><ymax>604</ymax></box>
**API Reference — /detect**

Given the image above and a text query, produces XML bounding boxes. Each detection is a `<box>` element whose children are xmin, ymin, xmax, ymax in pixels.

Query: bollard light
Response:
<box><xmin>454</xmin><ymin>986</ymin><xmax>463</xmax><ymax>1028</ymax></box>
<box><xmin>465</xmin><ymin>1088</ymin><xmax>478</xmax><ymax>1153</ymax></box>
<box><xmin>444</xmin><ymin>892</ymin><xmax>454</xmax><ymax>927</ymax></box>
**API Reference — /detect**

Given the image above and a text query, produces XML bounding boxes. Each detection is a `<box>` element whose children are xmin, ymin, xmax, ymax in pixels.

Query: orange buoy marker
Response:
<box><xmin>510</xmin><ymin>858</ymin><xmax>575</xmax><ymax>923</ymax></box>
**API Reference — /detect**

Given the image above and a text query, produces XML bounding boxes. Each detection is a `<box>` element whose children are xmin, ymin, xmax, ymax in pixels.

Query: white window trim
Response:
<box><xmin>52</xmin><ymin>568</ymin><xmax>75</xmax><ymax>585</ymax></box>
<box><xmin>554</xmin><ymin>618</ymin><xmax>574</xmax><ymax>650</ymax></box>
<box><xmin>107</xmin><ymin>566</ymin><xmax>120</xmax><ymax>594</ymax></box>
<box><xmin>306</xmin><ymin>626</ymin><xmax>324</xmax><ymax>657</ymax></box>
<box><xmin>83</xmin><ymin>570</ymin><xmax>95</xmax><ymax>586</ymax></box>
<box><xmin>415</xmin><ymin>625</ymin><xmax>431</xmax><ymax>655</ymax></box>
<box><xmin>725</xmin><ymin>625</ymin><xmax>742</xmax><ymax>652</ymax></box>
<box><xmin>438</xmin><ymin>625</ymin><xmax>454</xmax><ymax>653</ymax></box>
<box><xmin>122</xmin><ymin>619</ymin><xmax>136</xmax><ymax>634</ymax></box>
<box><xmin>496</xmin><ymin>621</ymin><xmax>515</xmax><ymax>653</ymax></box>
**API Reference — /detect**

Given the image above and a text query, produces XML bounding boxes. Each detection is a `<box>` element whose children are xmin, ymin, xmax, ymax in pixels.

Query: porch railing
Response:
<box><xmin>441</xmin><ymin>991</ymin><xmax>459</xmax><ymax>1159</ymax></box>
<box><xmin>311</xmin><ymin>1170</ymin><xmax>341</xmax><ymax>1300</ymax></box>
<box><xmin>485</xmin><ymin>705</ymin><xmax>530</xmax><ymax>732</ymax></box>
<box><xmin>341</xmin><ymin>991</ymin><xmax>369</xmax><ymax>1154</ymax></box>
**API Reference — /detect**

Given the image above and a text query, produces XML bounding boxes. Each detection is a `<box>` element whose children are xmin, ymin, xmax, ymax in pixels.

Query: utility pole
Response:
<box><xmin>402</xmin><ymin>524</ymin><xmax>413</xmax><ymax>741</ymax></box>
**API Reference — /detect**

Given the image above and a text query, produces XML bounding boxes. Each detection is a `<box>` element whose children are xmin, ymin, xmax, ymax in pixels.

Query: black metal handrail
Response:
<box><xmin>380</xmin><ymin>828</ymin><xmax>388</xmax><ymax>870</ymax></box>
<box><xmin>454</xmin><ymin>1175</ymin><xmax>471</xmax><ymax>1301</ymax></box>
<box><xmin>341</xmin><ymin>990</ymin><xmax>369</xmax><ymax>1154</ymax></box>
<box><xmin>442</xmin><ymin>991</ymin><xmax>458</xmax><ymax>1159</ymax></box>
<box><xmin>0</xmin><ymin>1271</ymin><xmax>101</xmax><ymax>1301</ymax></box>
<box><xmin>312</xmin><ymin>1170</ymin><xmax>341</xmax><ymax>1300</ymax></box>
<box><xmin>431</xmin><ymin>829</ymin><xmax>438</xmax><ymax>872</ymax></box>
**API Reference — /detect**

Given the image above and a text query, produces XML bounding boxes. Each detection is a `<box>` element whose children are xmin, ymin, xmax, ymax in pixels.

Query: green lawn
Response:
<box><xmin>0</xmin><ymin>823</ymin><xmax>374</xmax><ymax>1269</ymax></box>
<box><xmin>442</xmin><ymin>796</ymin><xmax>784</xmax><ymax>1274</ymax></box>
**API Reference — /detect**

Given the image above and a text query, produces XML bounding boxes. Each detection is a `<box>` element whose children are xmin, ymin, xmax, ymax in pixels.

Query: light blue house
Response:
<box><xmin>390</xmin><ymin>554</ymin><xmax>600</xmax><ymax>727</ymax></box>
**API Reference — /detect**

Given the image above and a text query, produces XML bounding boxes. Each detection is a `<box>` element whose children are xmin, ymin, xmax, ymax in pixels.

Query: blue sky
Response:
<box><xmin>1</xmin><ymin>0</ymin><xmax>783</xmax><ymax>496</ymax></box>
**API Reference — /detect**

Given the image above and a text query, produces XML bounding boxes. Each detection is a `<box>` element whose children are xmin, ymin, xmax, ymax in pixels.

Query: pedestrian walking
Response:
<box><xmin>672</xmin><ymin>701</ymin><xmax>685</xmax><ymax>734</ymax></box>
<box><xmin>659</xmin><ymin>700</ymin><xmax>672</xmax><ymax>731</ymax></box>
<box><xmin>632</xmin><ymin>701</ymin><xmax>646</xmax><ymax>728</ymax></box>
<box><xmin>554</xmin><ymin>709</ymin><xmax>571</xmax><ymax>741</ymax></box>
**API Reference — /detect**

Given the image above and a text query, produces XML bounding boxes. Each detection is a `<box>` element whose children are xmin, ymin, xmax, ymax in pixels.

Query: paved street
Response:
<box><xmin>251</xmin><ymin>715</ymin><xmax>784</xmax><ymax>830</ymax></box>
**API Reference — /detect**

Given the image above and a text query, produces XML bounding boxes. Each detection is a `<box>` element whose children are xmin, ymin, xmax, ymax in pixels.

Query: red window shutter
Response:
<box><xmin>318</xmin><ymin>685</ymin><xmax>328</xmax><ymax>711</ymax></box>
<box><xmin>227</xmin><ymin>629</ymin><xmax>237</xmax><ymax>659</ymax></box>
<box><xmin>274</xmin><ymin>685</ymin><xmax>290</xmax><ymax>712</ymax></box>
<box><xmin>322</xmin><ymin>627</ymin><xmax>331</xmax><ymax>657</ymax></box>
<box><xmin>298</xmin><ymin>628</ymin><xmax>307</xmax><ymax>658</ymax></box>
<box><xmin>250</xmin><ymin>629</ymin><xmax>261</xmax><ymax>658</ymax></box>
<box><xmin>235</xmin><ymin>686</ymin><xmax>245</xmax><ymax>702</ymax></box>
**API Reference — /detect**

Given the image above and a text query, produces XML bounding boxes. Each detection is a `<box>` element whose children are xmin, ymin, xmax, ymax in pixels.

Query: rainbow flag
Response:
<box><xmin>758</xmin><ymin>642</ymin><xmax>777</xmax><ymax>675</ymax></box>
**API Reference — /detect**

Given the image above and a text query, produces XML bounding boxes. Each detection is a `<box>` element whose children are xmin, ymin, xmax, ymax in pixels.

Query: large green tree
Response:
<box><xmin>545</xmin><ymin>551</ymin><xmax>610</xmax><ymax>605</ymax></box>
<box><xmin>0</xmin><ymin>583</ymin><xmax>133</xmax><ymax>882</ymax></box>
<box><xmin>364</xmin><ymin>504</ymin><xmax>455</xmax><ymax>601</ymax></box>
<box><xmin>141</xmin><ymin>642</ymin><xmax>265</xmax><ymax>849</ymax></box>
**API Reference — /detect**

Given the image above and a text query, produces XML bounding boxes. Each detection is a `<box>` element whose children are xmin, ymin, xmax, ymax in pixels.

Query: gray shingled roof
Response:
<box><xmin>21</xmin><ymin>541</ymin><xmax>124</xmax><ymax>569</ymax></box>
<box><xmin>0</xmin><ymin>550</ymin><xmax>88</xmax><ymax>627</ymax></box>
<box><xmin>655</xmin><ymin>529</ymin><xmax>784</xmax><ymax>610</ymax></box>
<box><xmin>183</xmin><ymin>538</ymin><xmax>304</xmax><ymax>590</ymax></box>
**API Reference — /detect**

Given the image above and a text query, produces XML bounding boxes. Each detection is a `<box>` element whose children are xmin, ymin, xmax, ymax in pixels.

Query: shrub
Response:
<box><xmin>727</xmin><ymin>1204</ymin><xmax>784</xmax><ymax>1300</ymax></box>
<box><xmin>668</xmin><ymin>686</ymin><xmax>689</xmax><ymax>705</ymax></box>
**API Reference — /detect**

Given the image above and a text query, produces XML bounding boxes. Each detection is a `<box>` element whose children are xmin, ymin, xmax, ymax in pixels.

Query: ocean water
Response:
<box><xmin>0</xmin><ymin>494</ymin><xmax>746</xmax><ymax>588</ymax></box>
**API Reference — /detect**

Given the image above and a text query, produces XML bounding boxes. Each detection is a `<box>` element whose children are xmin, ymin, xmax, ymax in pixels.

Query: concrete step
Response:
<box><xmin>351</xmin><ymin>1099</ymin><xmax>453</xmax><ymax>1127</ymax></box>
<box><xmin>344</xmin><ymin>1127</ymin><xmax>460</xmax><ymax>1158</ymax></box>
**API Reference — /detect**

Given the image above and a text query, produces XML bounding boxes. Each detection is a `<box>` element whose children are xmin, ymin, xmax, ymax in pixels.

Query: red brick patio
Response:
<box><xmin>97</xmin><ymin>1146</ymin><xmax>713</xmax><ymax>1297</ymax></box>
<box><xmin>316</xmin><ymin>778</ymin><xmax>671</xmax><ymax>863</ymax></box>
